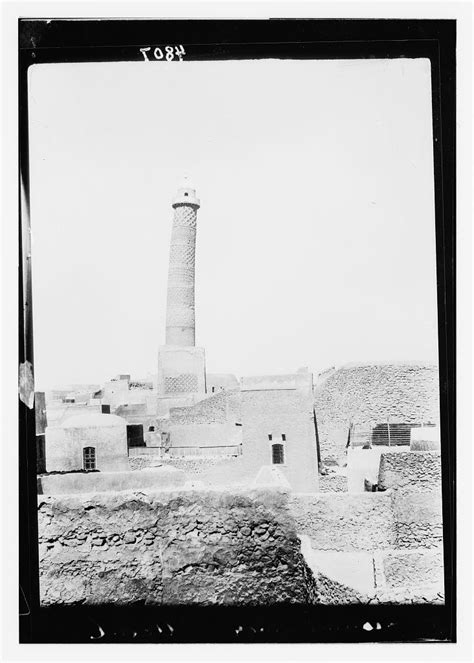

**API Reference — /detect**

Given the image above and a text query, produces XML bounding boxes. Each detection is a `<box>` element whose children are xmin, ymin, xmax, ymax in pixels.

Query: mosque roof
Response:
<box><xmin>60</xmin><ymin>413</ymin><xmax>127</xmax><ymax>428</ymax></box>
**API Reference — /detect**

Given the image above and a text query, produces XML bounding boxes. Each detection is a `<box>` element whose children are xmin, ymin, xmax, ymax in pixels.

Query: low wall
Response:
<box><xmin>169</xmin><ymin>392</ymin><xmax>229</xmax><ymax>425</ymax></box>
<box><xmin>38</xmin><ymin>487</ymin><xmax>317</xmax><ymax>606</ymax></box>
<box><xmin>378</xmin><ymin>451</ymin><xmax>442</xmax><ymax>491</ymax></box>
<box><xmin>129</xmin><ymin>447</ymin><xmax>162</xmax><ymax>457</ymax></box>
<box><xmin>376</xmin><ymin>549</ymin><xmax>444</xmax><ymax>594</ymax></box>
<box><xmin>166</xmin><ymin>443</ymin><xmax>242</xmax><ymax>458</ymax></box>
<box><xmin>37</xmin><ymin>466</ymin><xmax>185</xmax><ymax>495</ymax></box>
<box><xmin>318</xmin><ymin>475</ymin><xmax>348</xmax><ymax>493</ymax></box>
<box><xmin>128</xmin><ymin>455</ymin><xmax>242</xmax><ymax>479</ymax></box>
<box><xmin>300</xmin><ymin>536</ymin><xmax>444</xmax><ymax>605</ymax></box>
<box><xmin>129</xmin><ymin>455</ymin><xmax>262</xmax><ymax>489</ymax></box>
<box><xmin>391</xmin><ymin>489</ymin><xmax>443</xmax><ymax>549</ymax></box>
<box><xmin>290</xmin><ymin>492</ymin><xmax>395</xmax><ymax>551</ymax></box>
<box><xmin>169</xmin><ymin>423</ymin><xmax>232</xmax><ymax>449</ymax></box>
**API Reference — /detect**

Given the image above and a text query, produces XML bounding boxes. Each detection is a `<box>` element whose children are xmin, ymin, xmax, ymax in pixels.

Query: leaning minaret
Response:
<box><xmin>157</xmin><ymin>181</ymin><xmax>206</xmax><ymax>411</ymax></box>
<box><xmin>165</xmin><ymin>184</ymin><xmax>200</xmax><ymax>346</ymax></box>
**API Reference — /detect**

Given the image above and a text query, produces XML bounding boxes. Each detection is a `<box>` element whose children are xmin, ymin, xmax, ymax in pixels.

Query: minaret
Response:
<box><xmin>165</xmin><ymin>183</ymin><xmax>200</xmax><ymax>346</ymax></box>
<box><xmin>157</xmin><ymin>181</ymin><xmax>206</xmax><ymax>410</ymax></box>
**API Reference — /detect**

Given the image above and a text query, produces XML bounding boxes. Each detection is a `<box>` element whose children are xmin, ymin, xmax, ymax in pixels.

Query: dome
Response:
<box><xmin>60</xmin><ymin>413</ymin><xmax>127</xmax><ymax>428</ymax></box>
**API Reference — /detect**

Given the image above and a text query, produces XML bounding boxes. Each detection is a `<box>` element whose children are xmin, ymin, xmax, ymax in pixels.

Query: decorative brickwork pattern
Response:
<box><xmin>165</xmin><ymin>201</ymin><xmax>199</xmax><ymax>346</ymax></box>
<box><xmin>164</xmin><ymin>374</ymin><xmax>198</xmax><ymax>394</ymax></box>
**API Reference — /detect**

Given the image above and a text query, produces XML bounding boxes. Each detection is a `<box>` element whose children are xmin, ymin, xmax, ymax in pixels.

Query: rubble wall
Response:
<box><xmin>314</xmin><ymin>363</ymin><xmax>440</xmax><ymax>463</ymax></box>
<box><xmin>290</xmin><ymin>492</ymin><xmax>396</xmax><ymax>551</ymax></box>
<box><xmin>378</xmin><ymin>451</ymin><xmax>442</xmax><ymax>491</ymax></box>
<box><xmin>318</xmin><ymin>475</ymin><xmax>348</xmax><ymax>493</ymax></box>
<box><xmin>38</xmin><ymin>487</ymin><xmax>317</xmax><ymax>606</ymax></box>
<box><xmin>391</xmin><ymin>489</ymin><xmax>443</xmax><ymax>549</ymax></box>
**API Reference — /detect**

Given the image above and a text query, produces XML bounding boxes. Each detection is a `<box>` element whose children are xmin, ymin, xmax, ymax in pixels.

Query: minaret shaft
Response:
<box><xmin>157</xmin><ymin>184</ymin><xmax>206</xmax><ymax>408</ymax></box>
<box><xmin>165</xmin><ymin>203</ymin><xmax>197</xmax><ymax>346</ymax></box>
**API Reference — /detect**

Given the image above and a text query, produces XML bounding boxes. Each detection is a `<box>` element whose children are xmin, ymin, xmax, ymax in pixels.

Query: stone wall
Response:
<box><xmin>169</xmin><ymin>423</ymin><xmax>240</xmax><ymax>451</ymax></box>
<box><xmin>318</xmin><ymin>474</ymin><xmax>348</xmax><ymax>493</ymax></box>
<box><xmin>378</xmin><ymin>451</ymin><xmax>443</xmax><ymax>551</ymax></box>
<box><xmin>170</xmin><ymin>392</ymin><xmax>229</xmax><ymax>425</ymax></box>
<box><xmin>378</xmin><ymin>451</ymin><xmax>442</xmax><ymax>491</ymax></box>
<box><xmin>38</xmin><ymin>488</ymin><xmax>317</xmax><ymax>606</ymax></box>
<box><xmin>37</xmin><ymin>466</ymin><xmax>185</xmax><ymax>495</ymax></box>
<box><xmin>166</xmin><ymin>391</ymin><xmax>242</xmax><ymax>452</ymax></box>
<box><xmin>391</xmin><ymin>489</ymin><xmax>443</xmax><ymax>549</ymax></box>
<box><xmin>314</xmin><ymin>363</ymin><xmax>440</xmax><ymax>463</ymax></box>
<box><xmin>129</xmin><ymin>455</ymin><xmax>259</xmax><ymax>488</ymax></box>
<box><xmin>290</xmin><ymin>492</ymin><xmax>396</xmax><ymax>551</ymax></box>
<box><xmin>292</xmin><ymin>488</ymin><xmax>444</xmax><ymax>604</ymax></box>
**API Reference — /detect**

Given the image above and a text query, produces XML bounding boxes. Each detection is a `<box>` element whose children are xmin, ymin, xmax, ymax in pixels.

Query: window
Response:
<box><xmin>268</xmin><ymin>434</ymin><xmax>272</xmax><ymax>441</ymax></box>
<box><xmin>281</xmin><ymin>434</ymin><xmax>286</xmax><ymax>441</ymax></box>
<box><xmin>83</xmin><ymin>446</ymin><xmax>96</xmax><ymax>471</ymax></box>
<box><xmin>148</xmin><ymin>425</ymin><xmax>155</xmax><ymax>432</ymax></box>
<box><xmin>272</xmin><ymin>443</ymin><xmax>284</xmax><ymax>465</ymax></box>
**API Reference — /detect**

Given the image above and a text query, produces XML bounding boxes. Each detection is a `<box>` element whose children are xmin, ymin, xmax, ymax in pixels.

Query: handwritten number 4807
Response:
<box><xmin>140</xmin><ymin>45</ymin><xmax>186</xmax><ymax>61</ymax></box>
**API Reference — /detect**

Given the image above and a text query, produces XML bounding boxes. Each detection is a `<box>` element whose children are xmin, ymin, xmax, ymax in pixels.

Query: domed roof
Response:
<box><xmin>61</xmin><ymin>413</ymin><xmax>127</xmax><ymax>428</ymax></box>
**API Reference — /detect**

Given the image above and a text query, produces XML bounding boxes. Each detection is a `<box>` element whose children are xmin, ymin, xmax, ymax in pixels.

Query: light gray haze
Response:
<box><xmin>28</xmin><ymin>58</ymin><xmax>438</xmax><ymax>389</ymax></box>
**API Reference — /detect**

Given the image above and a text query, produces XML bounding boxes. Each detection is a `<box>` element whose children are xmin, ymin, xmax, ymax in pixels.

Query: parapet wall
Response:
<box><xmin>38</xmin><ymin>450</ymin><xmax>444</xmax><ymax>606</ymax></box>
<box><xmin>166</xmin><ymin>391</ymin><xmax>242</xmax><ymax>452</ymax></box>
<box><xmin>392</xmin><ymin>490</ymin><xmax>443</xmax><ymax>549</ymax></box>
<box><xmin>378</xmin><ymin>451</ymin><xmax>443</xmax><ymax>551</ymax></box>
<box><xmin>38</xmin><ymin>487</ymin><xmax>317</xmax><ymax>606</ymax></box>
<box><xmin>378</xmin><ymin>451</ymin><xmax>442</xmax><ymax>491</ymax></box>
<box><xmin>129</xmin><ymin>455</ymin><xmax>259</xmax><ymax>488</ymax></box>
<box><xmin>318</xmin><ymin>474</ymin><xmax>348</xmax><ymax>493</ymax></box>
<box><xmin>314</xmin><ymin>363</ymin><xmax>440</xmax><ymax>463</ymax></box>
<box><xmin>37</xmin><ymin>466</ymin><xmax>185</xmax><ymax>495</ymax></box>
<box><xmin>290</xmin><ymin>492</ymin><xmax>395</xmax><ymax>551</ymax></box>
<box><xmin>291</xmin><ymin>480</ymin><xmax>444</xmax><ymax>604</ymax></box>
<box><xmin>170</xmin><ymin>392</ymin><xmax>230</xmax><ymax>425</ymax></box>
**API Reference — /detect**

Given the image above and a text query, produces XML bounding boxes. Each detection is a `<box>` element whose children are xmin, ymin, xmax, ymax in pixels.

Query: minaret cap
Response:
<box><xmin>172</xmin><ymin>177</ymin><xmax>200</xmax><ymax>209</ymax></box>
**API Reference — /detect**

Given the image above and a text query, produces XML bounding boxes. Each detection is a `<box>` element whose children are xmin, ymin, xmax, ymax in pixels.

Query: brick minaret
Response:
<box><xmin>157</xmin><ymin>182</ymin><xmax>206</xmax><ymax>408</ymax></box>
<box><xmin>165</xmin><ymin>184</ymin><xmax>200</xmax><ymax>346</ymax></box>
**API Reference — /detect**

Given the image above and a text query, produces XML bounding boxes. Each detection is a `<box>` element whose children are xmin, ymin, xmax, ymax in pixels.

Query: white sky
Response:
<box><xmin>28</xmin><ymin>58</ymin><xmax>438</xmax><ymax>390</ymax></box>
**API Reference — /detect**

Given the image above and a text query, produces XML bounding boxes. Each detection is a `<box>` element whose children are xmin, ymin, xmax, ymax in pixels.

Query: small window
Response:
<box><xmin>211</xmin><ymin>386</ymin><xmax>215</xmax><ymax>393</ymax></box>
<box><xmin>272</xmin><ymin>443</ymin><xmax>284</xmax><ymax>465</ymax></box>
<box><xmin>184</xmin><ymin>192</ymin><xmax>188</xmax><ymax>196</ymax></box>
<box><xmin>281</xmin><ymin>434</ymin><xmax>286</xmax><ymax>441</ymax></box>
<box><xmin>148</xmin><ymin>426</ymin><xmax>155</xmax><ymax>432</ymax></box>
<box><xmin>83</xmin><ymin>446</ymin><xmax>96</xmax><ymax>471</ymax></box>
<box><xmin>268</xmin><ymin>434</ymin><xmax>272</xmax><ymax>441</ymax></box>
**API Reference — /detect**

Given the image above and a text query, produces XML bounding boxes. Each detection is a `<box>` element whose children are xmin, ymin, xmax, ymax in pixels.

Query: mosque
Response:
<box><xmin>42</xmin><ymin>182</ymin><xmax>440</xmax><ymax>494</ymax></box>
<box><xmin>38</xmin><ymin>182</ymin><xmax>444</xmax><ymax>608</ymax></box>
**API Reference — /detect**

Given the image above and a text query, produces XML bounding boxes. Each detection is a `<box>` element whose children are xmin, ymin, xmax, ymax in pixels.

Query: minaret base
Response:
<box><xmin>157</xmin><ymin>345</ymin><xmax>206</xmax><ymax>415</ymax></box>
